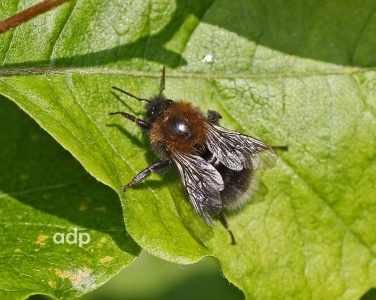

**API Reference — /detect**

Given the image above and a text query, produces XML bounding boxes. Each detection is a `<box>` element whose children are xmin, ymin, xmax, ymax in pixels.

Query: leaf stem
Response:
<box><xmin>0</xmin><ymin>0</ymin><xmax>70</xmax><ymax>34</ymax></box>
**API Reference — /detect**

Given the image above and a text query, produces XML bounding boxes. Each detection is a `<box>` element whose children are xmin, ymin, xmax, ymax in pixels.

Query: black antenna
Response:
<box><xmin>111</xmin><ymin>86</ymin><xmax>150</xmax><ymax>103</ymax></box>
<box><xmin>158</xmin><ymin>66</ymin><xmax>166</xmax><ymax>96</ymax></box>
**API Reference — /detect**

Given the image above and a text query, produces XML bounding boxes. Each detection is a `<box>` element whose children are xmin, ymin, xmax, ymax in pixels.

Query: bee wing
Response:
<box><xmin>171</xmin><ymin>152</ymin><xmax>224</xmax><ymax>226</ymax></box>
<box><xmin>206</xmin><ymin>124</ymin><xmax>278</xmax><ymax>171</ymax></box>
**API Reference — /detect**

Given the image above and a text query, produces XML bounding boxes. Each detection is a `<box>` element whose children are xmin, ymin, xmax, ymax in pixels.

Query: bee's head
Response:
<box><xmin>145</xmin><ymin>94</ymin><xmax>174</xmax><ymax>123</ymax></box>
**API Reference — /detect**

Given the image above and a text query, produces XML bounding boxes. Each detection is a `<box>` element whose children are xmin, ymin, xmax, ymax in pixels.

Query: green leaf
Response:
<box><xmin>0</xmin><ymin>97</ymin><xmax>139</xmax><ymax>300</ymax></box>
<box><xmin>1</xmin><ymin>0</ymin><xmax>376</xmax><ymax>299</ymax></box>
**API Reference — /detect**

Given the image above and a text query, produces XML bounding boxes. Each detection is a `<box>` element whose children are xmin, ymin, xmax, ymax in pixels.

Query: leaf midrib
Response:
<box><xmin>0</xmin><ymin>66</ymin><xmax>375</xmax><ymax>78</ymax></box>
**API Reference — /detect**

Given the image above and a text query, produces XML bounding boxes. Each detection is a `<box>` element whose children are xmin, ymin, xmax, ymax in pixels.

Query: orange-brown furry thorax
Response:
<box><xmin>149</xmin><ymin>102</ymin><xmax>208</xmax><ymax>155</ymax></box>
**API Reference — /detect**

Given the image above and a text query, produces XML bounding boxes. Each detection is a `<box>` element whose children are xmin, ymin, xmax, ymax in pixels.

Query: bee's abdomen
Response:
<box><xmin>217</xmin><ymin>165</ymin><xmax>254</xmax><ymax>210</ymax></box>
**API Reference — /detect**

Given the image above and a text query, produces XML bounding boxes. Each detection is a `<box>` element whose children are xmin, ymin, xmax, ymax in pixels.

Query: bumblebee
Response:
<box><xmin>109</xmin><ymin>67</ymin><xmax>283</xmax><ymax>244</ymax></box>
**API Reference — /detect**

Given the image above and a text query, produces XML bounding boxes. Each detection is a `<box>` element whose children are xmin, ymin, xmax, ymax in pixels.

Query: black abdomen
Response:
<box><xmin>217</xmin><ymin>163</ymin><xmax>254</xmax><ymax>209</ymax></box>
<box><xmin>201</xmin><ymin>148</ymin><xmax>254</xmax><ymax>210</ymax></box>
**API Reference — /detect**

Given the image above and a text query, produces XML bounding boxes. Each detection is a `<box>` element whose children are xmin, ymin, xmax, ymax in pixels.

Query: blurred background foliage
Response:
<box><xmin>28</xmin><ymin>251</ymin><xmax>244</xmax><ymax>300</ymax></box>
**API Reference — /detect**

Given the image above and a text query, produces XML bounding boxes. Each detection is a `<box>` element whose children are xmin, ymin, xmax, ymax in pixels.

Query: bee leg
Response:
<box><xmin>108</xmin><ymin>111</ymin><xmax>151</xmax><ymax>130</ymax></box>
<box><xmin>122</xmin><ymin>160</ymin><xmax>173</xmax><ymax>191</ymax></box>
<box><xmin>207</xmin><ymin>110</ymin><xmax>222</xmax><ymax>125</ymax></box>
<box><xmin>218</xmin><ymin>211</ymin><xmax>236</xmax><ymax>245</ymax></box>
<box><xmin>270</xmin><ymin>145</ymin><xmax>288</xmax><ymax>151</ymax></box>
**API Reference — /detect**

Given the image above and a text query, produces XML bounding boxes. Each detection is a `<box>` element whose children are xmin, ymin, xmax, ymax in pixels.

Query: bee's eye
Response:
<box><xmin>165</xmin><ymin>100</ymin><xmax>174</xmax><ymax>106</ymax></box>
